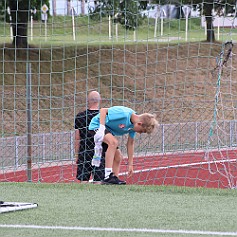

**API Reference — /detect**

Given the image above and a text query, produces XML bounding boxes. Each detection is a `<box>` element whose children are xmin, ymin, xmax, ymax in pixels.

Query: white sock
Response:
<box><xmin>105</xmin><ymin>168</ymin><xmax>112</xmax><ymax>179</ymax></box>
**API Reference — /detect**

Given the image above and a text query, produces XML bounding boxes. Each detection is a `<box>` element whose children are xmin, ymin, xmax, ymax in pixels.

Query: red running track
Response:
<box><xmin>1</xmin><ymin>150</ymin><xmax>237</xmax><ymax>189</ymax></box>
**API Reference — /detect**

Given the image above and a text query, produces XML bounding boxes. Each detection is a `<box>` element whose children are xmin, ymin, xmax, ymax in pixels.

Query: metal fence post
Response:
<box><xmin>14</xmin><ymin>136</ymin><xmax>19</xmax><ymax>168</ymax></box>
<box><xmin>162</xmin><ymin>124</ymin><xmax>165</xmax><ymax>153</ymax></box>
<box><xmin>70</xmin><ymin>131</ymin><xmax>74</xmax><ymax>160</ymax></box>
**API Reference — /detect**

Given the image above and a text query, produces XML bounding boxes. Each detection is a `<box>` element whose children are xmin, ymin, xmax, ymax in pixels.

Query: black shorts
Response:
<box><xmin>76</xmin><ymin>143</ymin><xmax>108</xmax><ymax>181</ymax></box>
<box><xmin>89</xmin><ymin>129</ymin><xmax>111</xmax><ymax>136</ymax></box>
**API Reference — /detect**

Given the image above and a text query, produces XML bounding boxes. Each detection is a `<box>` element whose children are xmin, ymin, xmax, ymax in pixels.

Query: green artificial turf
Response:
<box><xmin>0</xmin><ymin>183</ymin><xmax>237</xmax><ymax>237</ymax></box>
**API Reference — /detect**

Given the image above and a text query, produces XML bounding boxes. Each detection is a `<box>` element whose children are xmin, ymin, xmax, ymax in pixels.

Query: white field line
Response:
<box><xmin>119</xmin><ymin>158</ymin><xmax>237</xmax><ymax>176</ymax></box>
<box><xmin>0</xmin><ymin>224</ymin><xmax>237</xmax><ymax>236</ymax></box>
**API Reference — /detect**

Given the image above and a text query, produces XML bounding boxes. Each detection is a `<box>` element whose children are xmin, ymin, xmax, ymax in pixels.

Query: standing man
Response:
<box><xmin>74</xmin><ymin>91</ymin><xmax>107</xmax><ymax>183</ymax></box>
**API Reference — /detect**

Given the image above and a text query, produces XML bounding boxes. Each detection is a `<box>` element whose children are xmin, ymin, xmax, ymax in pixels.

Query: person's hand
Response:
<box><xmin>92</xmin><ymin>143</ymin><xmax>102</xmax><ymax>167</ymax></box>
<box><xmin>94</xmin><ymin>142</ymin><xmax>102</xmax><ymax>156</ymax></box>
<box><xmin>128</xmin><ymin>165</ymin><xmax>133</xmax><ymax>177</ymax></box>
<box><xmin>94</xmin><ymin>124</ymin><xmax>105</xmax><ymax>143</ymax></box>
<box><xmin>74</xmin><ymin>153</ymin><xmax>78</xmax><ymax>163</ymax></box>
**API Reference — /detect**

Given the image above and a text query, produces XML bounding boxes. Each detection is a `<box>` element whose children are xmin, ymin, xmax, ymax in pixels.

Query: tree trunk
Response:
<box><xmin>52</xmin><ymin>0</ymin><xmax>57</xmax><ymax>16</ymax></box>
<box><xmin>206</xmin><ymin>16</ymin><xmax>215</xmax><ymax>42</ymax></box>
<box><xmin>9</xmin><ymin>0</ymin><xmax>29</xmax><ymax>48</ymax></box>
<box><xmin>67</xmin><ymin>0</ymin><xmax>71</xmax><ymax>16</ymax></box>
<box><xmin>81</xmin><ymin>0</ymin><xmax>85</xmax><ymax>15</ymax></box>
<box><xmin>204</xmin><ymin>2</ymin><xmax>215</xmax><ymax>42</ymax></box>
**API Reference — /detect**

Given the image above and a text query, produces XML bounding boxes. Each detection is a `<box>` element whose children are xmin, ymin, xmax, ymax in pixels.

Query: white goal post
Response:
<box><xmin>0</xmin><ymin>201</ymin><xmax>38</xmax><ymax>213</ymax></box>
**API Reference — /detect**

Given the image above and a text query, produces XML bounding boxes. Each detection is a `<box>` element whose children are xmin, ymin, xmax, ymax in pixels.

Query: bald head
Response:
<box><xmin>87</xmin><ymin>91</ymin><xmax>101</xmax><ymax>109</ymax></box>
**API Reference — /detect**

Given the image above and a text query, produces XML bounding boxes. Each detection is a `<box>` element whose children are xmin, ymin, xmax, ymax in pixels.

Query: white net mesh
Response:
<box><xmin>1</xmin><ymin>0</ymin><xmax>237</xmax><ymax>188</ymax></box>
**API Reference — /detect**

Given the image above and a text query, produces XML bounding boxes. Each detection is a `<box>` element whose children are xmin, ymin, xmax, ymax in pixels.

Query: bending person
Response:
<box><xmin>89</xmin><ymin>106</ymin><xmax>158</xmax><ymax>185</ymax></box>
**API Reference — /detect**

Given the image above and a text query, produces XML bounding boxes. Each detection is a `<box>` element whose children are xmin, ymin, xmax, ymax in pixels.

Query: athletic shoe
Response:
<box><xmin>102</xmin><ymin>173</ymin><xmax>126</xmax><ymax>185</ymax></box>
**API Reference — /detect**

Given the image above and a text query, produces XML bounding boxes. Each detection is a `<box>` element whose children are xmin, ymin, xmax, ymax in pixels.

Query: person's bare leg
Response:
<box><xmin>113</xmin><ymin>149</ymin><xmax>123</xmax><ymax>177</ymax></box>
<box><xmin>103</xmin><ymin>133</ymin><xmax>118</xmax><ymax>178</ymax></box>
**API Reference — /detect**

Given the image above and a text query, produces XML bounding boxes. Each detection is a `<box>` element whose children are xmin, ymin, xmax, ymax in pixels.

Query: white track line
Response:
<box><xmin>119</xmin><ymin>158</ymin><xmax>237</xmax><ymax>176</ymax></box>
<box><xmin>0</xmin><ymin>224</ymin><xmax>237</xmax><ymax>236</ymax></box>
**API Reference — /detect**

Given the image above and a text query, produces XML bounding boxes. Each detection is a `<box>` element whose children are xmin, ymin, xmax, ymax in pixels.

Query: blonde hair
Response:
<box><xmin>140</xmin><ymin>113</ymin><xmax>158</xmax><ymax>134</ymax></box>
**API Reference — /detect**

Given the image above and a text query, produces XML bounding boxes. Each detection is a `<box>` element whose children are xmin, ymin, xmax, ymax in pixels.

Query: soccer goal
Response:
<box><xmin>0</xmin><ymin>201</ymin><xmax>38</xmax><ymax>213</ymax></box>
<box><xmin>1</xmin><ymin>0</ymin><xmax>237</xmax><ymax>188</ymax></box>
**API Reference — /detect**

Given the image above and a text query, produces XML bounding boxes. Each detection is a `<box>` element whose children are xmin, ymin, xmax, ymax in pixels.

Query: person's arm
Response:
<box><xmin>127</xmin><ymin>135</ymin><xmax>134</xmax><ymax>177</ymax></box>
<box><xmin>74</xmin><ymin>129</ymin><xmax>80</xmax><ymax>161</ymax></box>
<box><xmin>94</xmin><ymin>108</ymin><xmax>108</xmax><ymax>143</ymax></box>
<box><xmin>99</xmin><ymin>108</ymin><xmax>108</xmax><ymax>125</ymax></box>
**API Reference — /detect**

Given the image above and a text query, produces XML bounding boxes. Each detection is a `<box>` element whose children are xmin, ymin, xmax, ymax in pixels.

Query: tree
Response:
<box><xmin>167</xmin><ymin>0</ymin><xmax>236</xmax><ymax>42</ymax></box>
<box><xmin>81</xmin><ymin>0</ymin><xmax>85</xmax><ymax>15</ymax></box>
<box><xmin>117</xmin><ymin>0</ymin><xmax>147</xmax><ymax>30</ymax></box>
<box><xmin>151</xmin><ymin>0</ymin><xmax>236</xmax><ymax>42</ymax></box>
<box><xmin>202</xmin><ymin>1</ymin><xmax>215</xmax><ymax>42</ymax></box>
<box><xmin>8</xmin><ymin>0</ymin><xmax>29</xmax><ymax>48</ymax></box>
<box><xmin>5</xmin><ymin>0</ymin><xmax>49</xmax><ymax>48</ymax></box>
<box><xmin>89</xmin><ymin>0</ymin><xmax>148</xmax><ymax>31</ymax></box>
<box><xmin>0</xmin><ymin>0</ymin><xmax>5</xmax><ymax>21</ymax></box>
<box><xmin>67</xmin><ymin>0</ymin><xmax>71</xmax><ymax>16</ymax></box>
<box><xmin>52</xmin><ymin>0</ymin><xmax>56</xmax><ymax>16</ymax></box>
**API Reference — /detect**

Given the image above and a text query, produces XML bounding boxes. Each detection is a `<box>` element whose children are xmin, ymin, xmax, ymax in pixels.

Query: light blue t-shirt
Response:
<box><xmin>89</xmin><ymin>106</ymin><xmax>136</xmax><ymax>138</ymax></box>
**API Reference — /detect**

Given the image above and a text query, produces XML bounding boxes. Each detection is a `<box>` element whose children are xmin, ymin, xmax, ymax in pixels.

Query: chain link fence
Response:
<box><xmin>1</xmin><ymin>120</ymin><xmax>237</xmax><ymax>170</ymax></box>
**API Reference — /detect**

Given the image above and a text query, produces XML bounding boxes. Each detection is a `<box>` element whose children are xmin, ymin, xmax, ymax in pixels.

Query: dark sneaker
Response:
<box><xmin>102</xmin><ymin>173</ymin><xmax>126</xmax><ymax>185</ymax></box>
<box><xmin>115</xmin><ymin>176</ymin><xmax>126</xmax><ymax>185</ymax></box>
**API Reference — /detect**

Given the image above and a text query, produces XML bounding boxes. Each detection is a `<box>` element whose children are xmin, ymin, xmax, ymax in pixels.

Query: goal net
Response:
<box><xmin>1</xmin><ymin>0</ymin><xmax>237</xmax><ymax>188</ymax></box>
